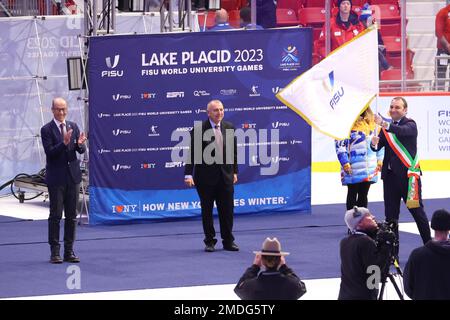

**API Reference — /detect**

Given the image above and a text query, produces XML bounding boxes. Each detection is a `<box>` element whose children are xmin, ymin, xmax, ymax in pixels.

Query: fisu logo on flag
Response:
<box><xmin>276</xmin><ymin>27</ymin><xmax>379</xmax><ymax>140</ymax></box>
<box><xmin>323</xmin><ymin>71</ymin><xmax>334</xmax><ymax>92</ymax></box>
<box><xmin>323</xmin><ymin>71</ymin><xmax>345</xmax><ymax>110</ymax></box>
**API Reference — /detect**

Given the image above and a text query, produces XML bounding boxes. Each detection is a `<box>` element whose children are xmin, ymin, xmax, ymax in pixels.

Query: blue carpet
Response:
<box><xmin>0</xmin><ymin>198</ymin><xmax>447</xmax><ymax>298</ymax></box>
<box><xmin>0</xmin><ymin>216</ymin><xmax>27</xmax><ymax>223</ymax></box>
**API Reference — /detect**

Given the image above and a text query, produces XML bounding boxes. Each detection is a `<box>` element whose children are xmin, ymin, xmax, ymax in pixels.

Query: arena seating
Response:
<box><xmin>277</xmin><ymin>8</ymin><xmax>299</xmax><ymax>27</ymax></box>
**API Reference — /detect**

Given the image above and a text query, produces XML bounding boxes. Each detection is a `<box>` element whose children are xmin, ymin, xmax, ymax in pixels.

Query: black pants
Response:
<box><xmin>436</xmin><ymin>48</ymin><xmax>449</xmax><ymax>91</ymax></box>
<box><xmin>48</xmin><ymin>182</ymin><xmax>79</xmax><ymax>253</ymax></box>
<box><xmin>196</xmin><ymin>180</ymin><xmax>234</xmax><ymax>246</ymax></box>
<box><xmin>383</xmin><ymin>171</ymin><xmax>431</xmax><ymax>244</ymax></box>
<box><xmin>346</xmin><ymin>182</ymin><xmax>371</xmax><ymax>210</ymax></box>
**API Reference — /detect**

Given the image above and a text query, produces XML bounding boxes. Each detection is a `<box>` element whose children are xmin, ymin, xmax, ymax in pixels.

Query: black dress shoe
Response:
<box><xmin>204</xmin><ymin>244</ymin><xmax>215</xmax><ymax>252</ymax></box>
<box><xmin>223</xmin><ymin>243</ymin><xmax>239</xmax><ymax>251</ymax></box>
<box><xmin>64</xmin><ymin>252</ymin><xmax>80</xmax><ymax>263</ymax></box>
<box><xmin>50</xmin><ymin>254</ymin><xmax>63</xmax><ymax>264</ymax></box>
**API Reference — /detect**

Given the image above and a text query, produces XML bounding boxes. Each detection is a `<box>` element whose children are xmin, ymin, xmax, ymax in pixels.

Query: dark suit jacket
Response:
<box><xmin>371</xmin><ymin>117</ymin><xmax>419</xmax><ymax>179</ymax></box>
<box><xmin>256</xmin><ymin>0</ymin><xmax>276</xmax><ymax>29</ymax></box>
<box><xmin>234</xmin><ymin>264</ymin><xmax>307</xmax><ymax>300</ymax></box>
<box><xmin>41</xmin><ymin>120</ymin><xmax>86</xmax><ymax>186</ymax></box>
<box><xmin>184</xmin><ymin>119</ymin><xmax>238</xmax><ymax>186</ymax></box>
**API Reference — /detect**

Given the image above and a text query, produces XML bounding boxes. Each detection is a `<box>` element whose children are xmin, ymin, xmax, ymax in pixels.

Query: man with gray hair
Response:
<box><xmin>184</xmin><ymin>100</ymin><xmax>238</xmax><ymax>252</ymax></box>
<box><xmin>339</xmin><ymin>206</ymin><xmax>390</xmax><ymax>299</ymax></box>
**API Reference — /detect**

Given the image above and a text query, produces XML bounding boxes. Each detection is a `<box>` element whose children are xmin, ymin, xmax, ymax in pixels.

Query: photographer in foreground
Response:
<box><xmin>234</xmin><ymin>237</ymin><xmax>307</xmax><ymax>300</ymax></box>
<box><xmin>339</xmin><ymin>206</ymin><xmax>392</xmax><ymax>300</ymax></box>
<box><xmin>403</xmin><ymin>209</ymin><xmax>450</xmax><ymax>300</ymax></box>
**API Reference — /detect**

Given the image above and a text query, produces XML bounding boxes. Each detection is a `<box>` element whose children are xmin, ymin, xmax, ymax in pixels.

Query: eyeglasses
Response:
<box><xmin>52</xmin><ymin>108</ymin><xmax>67</xmax><ymax>112</ymax></box>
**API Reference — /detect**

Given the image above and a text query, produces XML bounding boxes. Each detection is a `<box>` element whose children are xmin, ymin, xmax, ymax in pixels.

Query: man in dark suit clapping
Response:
<box><xmin>41</xmin><ymin>97</ymin><xmax>87</xmax><ymax>263</ymax></box>
<box><xmin>371</xmin><ymin>97</ymin><xmax>431</xmax><ymax>254</ymax></box>
<box><xmin>184</xmin><ymin>100</ymin><xmax>239</xmax><ymax>252</ymax></box>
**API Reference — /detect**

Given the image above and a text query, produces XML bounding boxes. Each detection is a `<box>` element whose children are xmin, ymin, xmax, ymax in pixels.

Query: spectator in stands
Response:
<box><xmin>359</xmin><ymin>3</ymin><xmax>392</xmax><ymax>74</ymax></box>
<box><xmin>435</xmin><ymin>3</ymin><xmax>450</xmax><ymax>90</ymax></box>
<box><xmin>335</xmin><ymin>107</ymin><xmax>384</xmax><ymax>212</ymax></box>
<box><xmin>234</xmin><ymin>237</ymin><xmax>307</xmax><ymax>300</ymax></box>
<box><xmin>339</xmin><ymin>206</ymin><xmax>391</xmax><ymax>300</ymax></box>
<box><xmin>256</xmin><ymin>0</ymin><xmax>277</xmax><ymax>29</ymax></box>
<box><xmin>240</xmin><ymin>6</ymin><xmax>263</xmax><ymax>30</ymax></box>
<box><xmin>316</xmin><ymin>0</ymin><xmax>364</xmax><ymax>58</ymax></box>
<box><xmin>403</xmin><ymin>209</ymin><xmax>450</xmax><ymax>300</ymax></box>
<box><xmin>208</xmin><ymin>8</ymin><xmax>235</xmax><ymax>31</ymax></box>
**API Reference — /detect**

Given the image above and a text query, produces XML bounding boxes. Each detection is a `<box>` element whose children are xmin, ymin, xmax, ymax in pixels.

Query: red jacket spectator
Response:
<box><xmin>316</xmin><ymin>11</ymin><xmax>364</xmax><ymax>57</ymax></box>
<box><xmin>315</xmin><ymin>0</ymin><xmax>364</xmax><ymax>59</ymax></box>
<box><xmin>435</xmin><ymin>4</ymin><xmax>450</xmax><ymax>53</ymax></box>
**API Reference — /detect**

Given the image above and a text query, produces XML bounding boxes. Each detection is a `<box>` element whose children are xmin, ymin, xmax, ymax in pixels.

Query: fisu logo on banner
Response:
<box><xmin>272</xmin><ymin>121</ymin><xmax>290</xmax><ymax>129</ymax></box>
<box><xmin>112</xmin><ymin>93</ymin><xmax>132</xmax><ymax>101</ymax></box>
<box><xmin>112</xmin><ymin>129</ymin><xmax>132</xmax><ymax>136</ymax></box>
<box><xmin>106</xmin><ymin>55</ymin><xmax>120</xmax><ymax>68</ymax></box>
<box><xmin>272</xmin><ymin>87</ymin><xmax>284</xmax><ymax>94</ymax></box>
<box><xmin>102</xmin><ymin>55</ymin><xmax>123</xmax><ymax>78</ymax></box>
<box><xmin>112</xmin><ymin>164</ymin><xmax>132</xmax><ymax>171</ymax></box>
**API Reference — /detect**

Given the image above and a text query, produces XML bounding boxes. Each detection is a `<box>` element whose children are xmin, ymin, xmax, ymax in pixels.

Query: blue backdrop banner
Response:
<box><xmin>88</xmin><ymin>29</ymin><xmax>312</xmax><ymax>224</ymax></box>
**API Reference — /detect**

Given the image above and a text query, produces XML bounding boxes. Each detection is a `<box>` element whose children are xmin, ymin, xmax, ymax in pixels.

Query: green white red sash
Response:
<box><xmin>382</xmin><ymin>128</ymin><xmax>421</xmax><ymax>209</ymax></box>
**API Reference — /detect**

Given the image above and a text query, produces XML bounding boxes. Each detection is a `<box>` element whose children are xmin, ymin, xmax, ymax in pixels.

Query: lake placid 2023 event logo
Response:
<box><xmin>279</xmin><ymin>45</ymin><xmax>301</xmax><ymax>71</ymax></box>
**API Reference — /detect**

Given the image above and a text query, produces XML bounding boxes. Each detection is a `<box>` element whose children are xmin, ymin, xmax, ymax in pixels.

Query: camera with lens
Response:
<box><xmin>375</xmin><ymin>221</ymin><xmax>397</xmax><ymax>248</ymax></box>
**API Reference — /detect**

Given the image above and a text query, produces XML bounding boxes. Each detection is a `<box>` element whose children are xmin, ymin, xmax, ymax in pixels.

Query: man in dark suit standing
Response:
<box><xmin>371</xmin><ymin>97</ymin><xmax>431</xmax><ymax>252</ymax></box>
<box><xmin>41</xmin><ymin>97</ymin><xmax>87</xmax><ymax>263</ymax></box>
<box><xmin>184</xmin><ymin>100</ymin><xmax>239</xmax><ymax>252</ymax></box>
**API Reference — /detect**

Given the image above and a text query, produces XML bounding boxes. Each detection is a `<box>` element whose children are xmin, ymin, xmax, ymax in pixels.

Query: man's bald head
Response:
<box><xmin>51</xmin><ymin>97</ymin><xmax>68</xmax><ymax>122</ymax></box>
<box><xmin>215</xmin><ymin>9</ymin><xmax>229</xmax><ymax>24</ymax></box>
<box><xmin>52</xmin><ymin>97</ymin><xmax>67</xmax><ymax>109</ymax></box>
<box><xmin>207</xmin><ymin>100</ymin><xmax>224</xmax><ymax>124</ymax></box>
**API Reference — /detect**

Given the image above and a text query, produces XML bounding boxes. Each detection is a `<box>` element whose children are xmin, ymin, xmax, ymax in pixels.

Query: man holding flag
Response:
<box><xmin>371</xmin><ymin>97</ymin><xmax>431</xmax><ymax>254</ymax></box>
<box><xmin>276</xmin><ymin>28</ymin><xmax>431</xmax><ymax>256</ymax></box>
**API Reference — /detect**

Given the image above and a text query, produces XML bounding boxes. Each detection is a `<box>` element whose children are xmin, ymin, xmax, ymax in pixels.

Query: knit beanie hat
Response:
<box><xmin>345</xmin><ymin>206</ymin><xmax>370</xmax><ymax>231</ymax></box>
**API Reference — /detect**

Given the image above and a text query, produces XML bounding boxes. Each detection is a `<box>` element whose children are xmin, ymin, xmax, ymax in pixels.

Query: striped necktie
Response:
<box><xmin>60</xmin><ymin>123</ymin><xmax>65</xmax><ymax>141</ymax></box>
<box><xmin>214</xmin><ymin>124</ymin><xmax>223</xmax><ymax>150</ymax></box>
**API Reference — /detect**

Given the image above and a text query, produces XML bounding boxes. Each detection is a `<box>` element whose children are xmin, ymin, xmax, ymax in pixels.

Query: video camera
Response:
<box><xmin>375</xmin><ymin>221</ymin><xmax>397</xmax><ymax>248</ymax></box>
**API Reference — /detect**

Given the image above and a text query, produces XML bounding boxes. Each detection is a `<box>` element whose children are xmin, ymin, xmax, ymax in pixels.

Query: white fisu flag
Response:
<box><xmin>276</xmin><ymin>27</ymin><xmax>379</xmax><ymax>140</ymax></box>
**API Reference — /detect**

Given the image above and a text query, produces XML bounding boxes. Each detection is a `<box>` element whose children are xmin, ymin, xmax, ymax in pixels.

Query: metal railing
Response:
<box><xmin>380</xmin><ymin>79</ymin><xmax>434</xmax><ymax>92</ymax></box>
<box><xmin>434</xmin><ymin>54</ymin><xmax>450</xmax><ymax>91</ymax></box>
<box><xmin>0</xmin><ymin>0</ymin><xmax>59</xmax><ymax>16</ymax></box>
